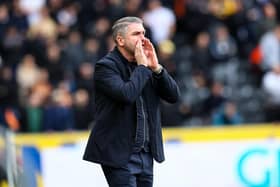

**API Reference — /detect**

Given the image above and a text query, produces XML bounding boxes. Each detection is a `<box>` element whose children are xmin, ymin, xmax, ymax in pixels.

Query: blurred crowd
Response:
<box><xmin>0</xmin><ymin>0</ymin><xmax>280</xmax><ymax>132</ymax></box>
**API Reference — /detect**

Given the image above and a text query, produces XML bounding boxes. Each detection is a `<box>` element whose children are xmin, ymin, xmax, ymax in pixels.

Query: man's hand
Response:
<box><xmin>135</xmin><ymin>40</ymin><xmax>149</xmax><ymax>67</ymax></box>
<box><xmin>142</xmin><ymin>38</ymin><xmax>161</xmax><ymax>72</ymax></box>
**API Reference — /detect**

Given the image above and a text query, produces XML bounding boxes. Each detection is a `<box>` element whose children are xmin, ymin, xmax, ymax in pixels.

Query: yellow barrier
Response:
<box><xmin>0</xmin><ymin>181</ymin><xmax>8</xmax><ymax>187</ymax></box>
<box><xmin>14</xmin><ymin>131</ymin><xmax>89</xmax><ymax>148</ymax></box>
<box><xmin>162</xmin><ymin>124</ymin><xmax>280</xmax><ymax>142</ymax></box>
<box><xmin>13</xmin><ymin>124</ymin><xmax>280</xmax><ymax>147</ymax></box>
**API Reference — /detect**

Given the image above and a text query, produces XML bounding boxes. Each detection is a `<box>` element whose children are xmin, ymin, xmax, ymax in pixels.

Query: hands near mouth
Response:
<box><xmin>135</xmin><ymin>38</ymin><xmax>161</xmax><ymax>72</ymax></box>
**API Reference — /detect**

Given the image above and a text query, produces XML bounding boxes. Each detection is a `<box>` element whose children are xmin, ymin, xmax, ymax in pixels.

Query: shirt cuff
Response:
<box><xmin>152</xmin><ymin>64</ymin><xmax>163</xmax><ymax>74</ymax></box>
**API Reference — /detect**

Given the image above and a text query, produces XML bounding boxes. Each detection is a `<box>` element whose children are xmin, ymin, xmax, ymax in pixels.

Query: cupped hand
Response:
<box><xmin>134</xmin><ymin>40</ymin><xmax>148</xmax><ymax>67</ymax></box>
<box><xmin>142</xmin><ymin>38</ymin><xmax>160</xmax><ymax>71</ymax></box>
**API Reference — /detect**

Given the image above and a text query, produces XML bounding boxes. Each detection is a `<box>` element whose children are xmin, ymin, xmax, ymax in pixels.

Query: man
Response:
<box><xmin>83</xmin><ymin>16</ymin><xmax>180</xmax><ymax>187</ymax></box>
<box><xmin>260</xmin><ymin>24</ymin><xmax>280</xmax><ymax>71</ymax></box>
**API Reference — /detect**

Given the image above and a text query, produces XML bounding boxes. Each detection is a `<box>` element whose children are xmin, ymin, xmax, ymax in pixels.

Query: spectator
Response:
<box><xmin>262</xmin><ymin>64</ymin><xmax>280</xmax><ymax>104</ymax></box>
<box><xmin>259</xmin><ymin>24</ymin><xmax>280</xmax><ymax>71</ymax></box>
<box><xmin>57</xmin><ymin>1</ymin><xmax>79</xmax><ymax>29</ymax></box>
<box><xmin>258</xmin><ymin>2</ymin><xmax>278</xmax><ymax>37</ymax></box>
<box><xmin>201</xmin><ymin>81</ymin><xmax>227</xmax><ymax>122</ymax></box>
<box><xmin>16</xmin><ymin>54</ymin><xmax>40</xmax><ymax>105</ymax></box>
<box><xmin>2</xmin><ymin>26</ymin><xmax>24</xmax><ymax>66</ymax></box>
<box><xmin>123</xmin><ymin>0</ymin><xmax>143</xmax><ymax>17</ymax></box>
<box><xmin>22</xmin><ymin>91</ymin><xmax>44</xmax><ymax>132</ymax></box>
<box><xmin>43</xmin><ymin>87</ymin><xmax>74</xmax><ymax>131</ymax></box>
<box><xmin>0</xmin><ymin>66</ymin><xmax>18</xmax><ymax>107</ymax></box>
<box><xmin>47</xmin><ymin>0</ymin><xmax>64</xmax><ymax>20</ymax></box>
<box><xmin>73</xmin><ymin>89</ymin><xmax>94</xmax><ymax>130</ymax></box>
<box><xmin>30</xmin><ymin>68</ymin><xmax>52</xmax><ymax>104</ymax></box>
<box><xmin>83</xmin><ymin>36</ymin><xmax>100</xmax><ymax>64</ymax></box>
<box><xmin>28</xmin><ymin>6</ymin><xmax>57</xmax><ymax>41</ymax></box>
<box><xmin>22</xmin><ymin>68</ymin><xmax>52</xmax><ymax>132</ymax></box>
<box><xmin>262</xmin><ymin>64</ymin><xmax>280</xmax><ymax>122</ymax></box>
<box><xmin>0</xmin><ymin>3</ymin><xmax>9</xmax><ymax>41</ymax></box>
<box><xmin>45</xmin><ymin>42</ymin><xmax>65</xmax><ymax>86</ymax></box>
<box><xmin>63</xmin><ymin>30</ymin><xmax>84</xmax><ymax>72</ymax></box>
<box><xmin>90</xmin><ymin>17</ymin><xmax>111</xmax><ymax>57</ymax></box>
<box><xmin>10</xmin><ymin>0</ymin><xmax>29</xmax><ymax>33</ymax></box>
<box><xmin>157</xmin><ymin>39</ymin><xmax>177</xmax><ymax>78</ymax></box>
<box><xmin>0</xmin><ymin>66</ymin><xmax>20</xmax><ymax>131</ymax></box>
<box><xmin>181</xmin><ymin>70</ymin><xmax>209</xmax><ymax>117</ymax></box>
<box><xmin>143</xmin><ymin>0</ymin><xmax>176</xmax><ymax>44</ymax></box>
<box><xmin>18</xmin><ymin>0</ymin><xmax>45</xmax><ymax>25</ymax></box>
<box><xmin>212</xmin><ymin>101</ymin><xmax>242</xmax><ymax>125</ymax></box>
<box><xmin>209</xmin><ymin>24</ymin><xmax>238</xmax><ymax>63</ymax></box>
<box><xmin>190</xmin><ymin>31</ymin><xmax>212</xmax><ymax>76</ymax></box>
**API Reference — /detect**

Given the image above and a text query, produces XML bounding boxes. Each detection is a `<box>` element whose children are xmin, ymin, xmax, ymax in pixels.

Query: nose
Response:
<box><xmin>140</xmin><ymin>37</ymin><xmax>146</xmax><ymax>46</ymax></box>
<box><xmin>140</xmin><ymin>33</ymin><xmax>145</xmax><ymax>40</ymax></box>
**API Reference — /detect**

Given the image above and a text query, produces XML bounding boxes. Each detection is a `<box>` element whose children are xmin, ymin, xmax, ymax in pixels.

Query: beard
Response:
<box><xmin>123</xmin><ymin>41</ymin><xmax>136</xmax><ymax>56</ymax></box>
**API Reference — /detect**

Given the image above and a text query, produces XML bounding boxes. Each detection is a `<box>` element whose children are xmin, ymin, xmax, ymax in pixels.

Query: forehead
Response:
<box><xmin>126</xmin><ymin>23</ymin><xmax>145</xmax><ymax>33</ymax></box>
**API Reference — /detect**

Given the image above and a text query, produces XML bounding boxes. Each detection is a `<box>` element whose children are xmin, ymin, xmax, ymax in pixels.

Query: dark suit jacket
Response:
<box><xmin>83</xmin><ymin>47</ymin><xmax>180</xmax><ymax>167</ymax></box>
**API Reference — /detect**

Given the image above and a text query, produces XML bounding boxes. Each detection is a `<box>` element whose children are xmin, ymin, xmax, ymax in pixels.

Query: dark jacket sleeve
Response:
<box><xmin>153</xmin><ymin>68</ymin><xmax>180</xmax><ymax>103</ymax></box>
<box><xmin>94</xmin><ymin>61</ymin><xmax>153</xmax><ymax>104</ymax></box>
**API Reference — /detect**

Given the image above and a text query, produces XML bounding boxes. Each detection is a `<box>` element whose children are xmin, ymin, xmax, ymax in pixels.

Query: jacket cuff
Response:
<box><xmin>153</xmin><ymin>67</ymin><xmax>165</xmax><ymax>79</ymax></box>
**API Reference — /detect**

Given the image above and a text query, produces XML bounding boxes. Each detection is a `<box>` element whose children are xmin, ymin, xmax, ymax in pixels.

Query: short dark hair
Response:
<box><xmin>112</xmin><ymin>17</ymin><xmax>143</xmax><ymax>43</ymax></box>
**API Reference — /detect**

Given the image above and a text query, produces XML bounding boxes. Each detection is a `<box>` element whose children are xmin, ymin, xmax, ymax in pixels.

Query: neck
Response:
<box><xmin>117</xmin><ymin>46</ymin><xmax>135</xmax><ymax>62</ymax></box>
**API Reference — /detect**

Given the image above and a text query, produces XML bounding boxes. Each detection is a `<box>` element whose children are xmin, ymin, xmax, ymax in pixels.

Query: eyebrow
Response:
<box><xmin>131</xmin><ymin>30</ymin><xmax>146</xmax><ymax>35</ymax></box>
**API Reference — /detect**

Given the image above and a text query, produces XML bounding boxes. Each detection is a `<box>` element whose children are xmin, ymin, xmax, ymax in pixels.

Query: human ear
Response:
<box><xmin>116</xmin><ymin>35</ymin><xmax>124</xmax><ymax>46</ymax></box>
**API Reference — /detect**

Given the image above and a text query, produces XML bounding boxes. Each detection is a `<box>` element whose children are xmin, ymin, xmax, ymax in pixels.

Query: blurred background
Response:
<box><xmin>0</xmin><ymin>0</ymin><xmax>280</xmax><ymax>186</ymax></box>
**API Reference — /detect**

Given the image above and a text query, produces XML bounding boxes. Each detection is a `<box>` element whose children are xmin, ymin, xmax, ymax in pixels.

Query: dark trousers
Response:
<box><xmin>101</xmin><ymin>151</ymin><xmax>154</xmax><ymax>187</ymax></box>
